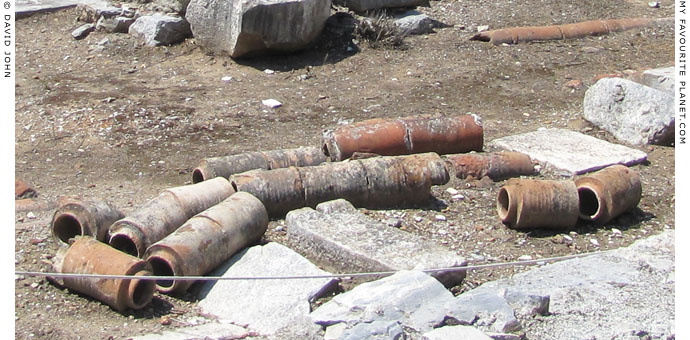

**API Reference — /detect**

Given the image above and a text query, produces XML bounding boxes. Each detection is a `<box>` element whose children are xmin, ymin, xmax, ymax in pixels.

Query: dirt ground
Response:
<box><xmin>14</xmin><ymin>0</ymin><xmax>675</xmax><ymax>339</ymax></box>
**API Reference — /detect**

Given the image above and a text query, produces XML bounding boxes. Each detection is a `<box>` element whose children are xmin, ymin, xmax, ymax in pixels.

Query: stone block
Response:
<box><xmin>197</xmin><ymin>242</ymin><xmax>338</xmax><ymax>335</ymax></box>
<box><xmin>489</xmin><ymin>128</ymin><xmax>647</xmax><ymax>176</ymax></box>
<box><xmin>583</xmin><ymin>77</ymin><xmax>674</xmax><ymax>145</ymax></box>
<box><xmin>286</xmin><ymin>199</ymin><xmax>467</xmax><ymax>287</ymax></box>
<box><xmin>128</xmin><ymin>13</ymin><xmax>191</xmax><ymax>46</ymax></box>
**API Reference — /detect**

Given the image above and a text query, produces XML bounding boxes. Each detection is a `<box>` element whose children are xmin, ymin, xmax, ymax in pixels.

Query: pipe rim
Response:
<box><xmin>126</xmin><ymin>270</ymin><xmax>156</xmax><ymax>309</ymax></box>
<box><xmin>147</xmin><ymin>253</ymin><xmax>179</xmax><ymax>294</ymax></box>
<box><xmin>109</xmin><ymin>227</ymin><xmax>144</xmax><ymax>257</ymax></box>
<box><xmin>191</xmin><ymin>168</ymin><xmax>206</xmax><ymax>184</ymax></box>
<box><xmin>577</xmin><ymin>185</ymin><xmax>604</xmax><ymax>221</ymax></box>
<box><xmin>497</xmin><ymin>187</ymin><xmax>517</xmax><ymax>227</ymax></box>
<box><xmin>52</xmin><ymin>212</ymin><xmax>86</xmax><ymax>245</ymax></box>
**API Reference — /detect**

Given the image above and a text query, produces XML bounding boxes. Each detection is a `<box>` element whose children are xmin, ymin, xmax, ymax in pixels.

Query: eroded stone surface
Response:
<box><xmin>489</xmin><ymin>128</ymin><xmax>647</xmax><ymax>176</ymax></box>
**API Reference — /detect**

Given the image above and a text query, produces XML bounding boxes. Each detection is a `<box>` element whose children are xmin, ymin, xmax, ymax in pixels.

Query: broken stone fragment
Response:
<box><xmin>97</xmin><ymin>15</ymin><xmax>136</xmax><ymax>33</ymax></box>
<box><xmin>334</xmin><ymin>0</ymin><xmax>429</xmax><ymax>13</ymax></box>
<box><xmin>186</xmin><ymin>0</ymin><xmax>331</xmax><ymax>58</ymax></box>
<box><xmin>71</xmin><ymin>24</ymin><xmax>96</xmax><ymax>40</ymax></box>
<box><xmin>128</xmin><ymin>13</ymin><xmax>192</xmax><ymax>47</ymax></box>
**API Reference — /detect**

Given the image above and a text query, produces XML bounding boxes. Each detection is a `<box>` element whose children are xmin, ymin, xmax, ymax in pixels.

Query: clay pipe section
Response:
<box><xmin>471</xmin><ymin>17</ymin><xmax>656</xmax><ymax>45</ymax></box>
<box><xmin>51</xmin><ymin>199</ymin><xmax>125</xmax><ymax>246</ymax></box>
<box><xmin>444</xmin><ymin>152</ymin><xmax>537</xmax><ymax>181</ymax></box>
<box><xmin>51</xmin><ymin>236</ymin><xmax>156</xmax><ymax>312</ymax></box>
<box><xmin>144</xmin><ymin>192</ymin><xmax>269</xmax><ymax>294</ymax></box>
<box><xmin>322</xmin><ymin>115</ymin><xmax>483</xmax><ymax>161</ymax></box>
<box><xmin>496</xmin><ymin>179</ymin><xmax>579</xmax><ymax>229</ymax></box>
<box><xmin>108</xmin><ymin>177</ymin><xmax>235</xmax><ymax>257</ymax></box>
<box><xmin>231</xmin><ymin>153</ymin><xmax>449</xmax><ymax>216</ymax></box>
<box><xmin>575</xmin><ymin>165</ymin><xmax>642</xmax><ymax>225</ymax></box>
<box><xmin>192</xmin><ymin>146</ymin><xmax>327</xmax><ymax>183</ymax></box>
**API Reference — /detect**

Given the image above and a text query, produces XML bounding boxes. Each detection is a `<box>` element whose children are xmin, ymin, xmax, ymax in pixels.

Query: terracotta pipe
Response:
<box><xmin>51</xmin><ymin>199</ymin><xmax>125</xmax><ymax>246</ymax></box>
<box><xmin>575</xmin><ymin>165</ymin><xmax>642</xmax><ymax>224</ymax></box>
<box><xmin>444</xmin><ymin>152</ymin><xmax>537</xmax><ymax>181</ymax></box>
<box><xmin>108</xmin><ymin>177</ymin><xmax>235</xmax><ymax>257</ymax></box>
<box><xmin>192</xmin><ymin>146</ymin><xmax>327</xmax><ymax>183</ymax></box>
<box><xmin>15</xmin><ymin>179</ymin><xmax>37</xmax><ymax>199</ymax></box>
<box><xmin>230</xmin><ymin>153</ymin><xmax>449</xmax><ymax>217</ymax></box>
<box><xmin>230</xmin><ymin>167</ymin><xmax>305</xmax><ymax>217</ymax></box>
<box><xmin>496</xmin><ymin>179</ymin><xmax>579</xmax><ymax>229</ymax></box>
<box><xmin>471</xmin><ymin>17</ymin><xmax>659</xmax><ymax>45</ymax></box>
<box><xmin>322</xmin><ymin>115</ymin><xmax>483</xmax><ymax>161</ymax></box>
<box><xmin>145</xmin><ymin>192</ymin><xmax>268</xmax><ymax>294</ymax></box>
<box><xmin>51</xmin><ymin>236</ymin><xmax>156</xmax><ymax>312</ymax></box>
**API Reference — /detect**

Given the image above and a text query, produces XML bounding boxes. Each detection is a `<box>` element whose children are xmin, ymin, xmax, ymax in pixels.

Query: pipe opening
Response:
<box><xmin>578</xmin><ymin>187</ymin><xmax>600</xmax><ymax>219</ymax></box>
<box><xmin>497</xmin><ymin>188</ymin><xmax>511</xmax><ymax>220</ymax></box>
<box><xmin>149</xmin><ymin>256</ymin><xmax>175</xmax><ymax>289</ymax></box>
<box><xmin>129</xmin><ymin>276</ymin><xmax>156</xmax><ymax>308</ymax></box>
<box><xmin>192</xmin><ymin>169</ymin><xmax>205</xmax><ymax>184</ymax></box>
<box><xmin>231</xmin><ymin>181</ymin><xmax>238</xmax><ymax>192</ymax></box>
<box><xmin>53</xmin><ymin>213</ymin><xmax>84</xmax><ymax>244</ymax></box>
<box><xmin>321</xmin><ymin>142</ymin><xmax>330</xmax><ymax>158</ymax></box>
<box><xmin>110</xmin><ymin>234</ymin><xmax>139</xmax><ymax>257</ymax></box>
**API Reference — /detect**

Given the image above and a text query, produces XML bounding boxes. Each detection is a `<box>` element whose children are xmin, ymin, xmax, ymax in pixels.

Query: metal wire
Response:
<box><xmin>15</xmin><ymin>250</ymin><xmax>610</xmax><ymax>281</ymax></box>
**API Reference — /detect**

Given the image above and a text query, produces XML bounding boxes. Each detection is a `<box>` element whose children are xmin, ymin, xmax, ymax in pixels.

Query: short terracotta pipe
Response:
<box><xmin>497</xmin><ymin>179</ymin><xmax>579</xmax><ymax>229</ymax></box>
<box><xmin>322</xmin><ymin>115</ymin><xmax>483</xmax><ymax>161</ymax></box>
<box><xmin>51</xmin><ymin>236</ymin><xmax>156</xmax><ymax>312</ymax></box>
<box><xmin>575</xmin><ymin>165</ymin><xmax>642</xmax><ymax>225</ymax></box>
<box><xmin>51</xmin><ymin>199</ymin><xmax>125</xmax><ymax>246</ymax></box>
<box><xmin>108</xmin><ymin>177</ymin><xmax>235</xmax><ymax>257</ymax></box>
<box><xmin>471</xmin><ymin>17</ymin><xmax>663</xmax><ymax>45</ymax></box>
<box><xmin>231</xmin><ymin>153</ymin><xmax>449</xmax><ymax>217</ymax></box>
<box><xmin>444</xmin><ymin>152</ymin><xmax>537</xmax><ymax>181</ymax></box>
<box><xmin>192</xmin><ymin>146</ymin><xmax>327</xmax><ymax>183</ymax></box>
<box><xmin>144</xmin><ymin>192</ymin><xmax>268</xmax><ymax>294</ymax></box>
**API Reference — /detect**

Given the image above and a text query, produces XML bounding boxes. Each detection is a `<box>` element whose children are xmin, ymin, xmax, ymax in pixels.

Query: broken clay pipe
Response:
<box><xmin>575</xmin><ymin>165</ymin><xmax>642</xmax><ymax>225</ymax></box>
<box><xmin>230</xmin><ymin>153</ymin><xmax>449</xmax><ymax>217</ymax></box>
<box><xmin>444</xmin><ymin>151</ymin><xmax>537</xmax><ymax>181</ymax></box>
<box><xmin>471</xmin><ymin>17</ymin><xmax>664</xmax><ymax>45</ymax></box>
<box><xmin>497</xmin><ymin>179</ymin><xmax>579</xmax><ymax>229</ymax></box>
<box><xmin>108</xmin><ymin>177</ymin><xmax>235</xmax><ymax>257</ymax></box>
<box><xmin>51</xmin><ymin>199</ymin><xmax>125</xmax><ymax>246</ymax></box>
<box><xmin>51</xmin><ymin>236</ymin><xmax>156</xmax><ymax>312</ymax></box>
<box><xmin>192</xmin><ymin>146</ymin><xmax>327</xmax><ymax>183</ymax></box>
<box><xmin>145</xmin><ymin>192</ymin><xmax>268</xmax><ymax>294</ymax></box>
<box><xmin>322</xmin><ymin>114</ymin><xmax>483</xmax><ymax>161</ymax></box>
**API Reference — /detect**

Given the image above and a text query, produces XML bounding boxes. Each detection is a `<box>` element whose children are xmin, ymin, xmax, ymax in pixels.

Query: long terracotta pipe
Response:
<box><xmin>51</xmin><ymin>199</ymin><xmax>124</xmax><ymax>246</ymax></box>
<box><xmin>497</xmin><ymin>179</ymin><xmax>579</xmax><ymax>229</ymax></box>
<box><xmin>51</xmin><ymin>236</ymin><xmax>156</xmax><ymax>312</ymax></box>
<box><xmin>575</xmin><ymin>165</ymin><xmax>642</xmax><ymax>224</ymax></box>
<box><xmin>108</xmin><ymin>177</ymin><xmax>235</xmax><ymax>257</ymax></box>
<box><xmin>192</xmin><ymin>146</ymin><xmax>327</xmax><ymax>183</ymax></box>
<box><xmin>471</xmin><ymin>17</ymin><xmax>667</xmax><ymax>45</ymax></box>
<box><xmin>322</xmin><ymin>115</ymin><xmax>483</xmax><ymax>161</ymax></box>
<box><xmin>145</xmin><ymin>192</ymin><xmax>268</xmax><ymax>294</ymax></box>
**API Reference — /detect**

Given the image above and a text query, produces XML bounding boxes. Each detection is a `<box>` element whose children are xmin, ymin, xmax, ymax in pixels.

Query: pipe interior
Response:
<box><xmin>497</xmin><ymin>188</ymin><xmax>511</xmax><ymax>220</ymax></box>
<box><xmin>321</xmin><ymin>142</ymin><xmax>330</xmax><ymax>158</ymax></box>
<box><xmin>578</xmin><ymin>187</ymin><xmax>600</xmax><ymax>219</ymax></box>
<box><xmin>192</xmin><ymin>169</ymin><xmax>205</xmax><ymax>184</ymax></box>
<box><xmin>149</xmin><ymin>256</ymin><xmax>175</xmax><ymax>289</ymax></box>
<box><xmin>53</xmin><ymin>214</ymin><xmax>83</xmax><ymax>244</ymax></box>
<box><xmin>110</xmin><ymin>234</ymin><xmax>139</xmax><ymax>257</ymax></box>
<box><xmin>130</xmin><ymin>277</ymin><xmax>156</xmax><ymax>308</ymax></box>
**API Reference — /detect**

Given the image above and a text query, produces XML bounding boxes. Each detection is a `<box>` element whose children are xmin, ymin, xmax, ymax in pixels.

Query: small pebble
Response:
<box><xmin>452</xmin><ymin>194</ymin><xmax>465</xmax><ymax>200</ymax></box>
<box><xmin>563</xmin><ymin>235</ymin><xmax>573</xmax><ymax>242</ymax></box>
<box><xmin>26</xmin><ymin>212</ymin><xmax>36</xmax><ymax>219</ymax></box>
<box><xmin>590</xmin><ymin>239</ymin><xmax>600</xmax><ymax>247</ymax></box>
<box><xmin>262</xmin><ymin>99</ymin><xmax>282</xmax><ymax>108</ymax></box>
<box><xmin>435</xmin><ymin>214</ymin><xmax>447</xmax><ymax>221</ymax></box>
<box><xmin>445</xmin><ymin>187</ymin><xmax>459</xmax><ymax>196</ymax></box>
<box><xmin>477</xmin><ymin>25</ymin><xmax>489</xmax><ymax>32</ymax></box>
<box><xmin>264</xmin><ymin>69</ymin><xmax>275</xmax><ymax>74</ymax></box>
<box><xmin>437</xmin><ymin>229</ymin><xmax>448</xmax><ymax>235</ymax></box>
<box><xmin>31</xmin><ymin>282</ymin><xmax>39</xmax><ymax>289</ymax></box>
<box><xmin>274</xmin><ymin>225</ymin><xmax>285</xmax><ymax>232</ymax></box>
<box><xmin>517</xmin><ymin>255</ymin><xmax>533</xmax><ymax>261</ymax></box>
<box><xmin>414</xmin><ymin>216</ymin><xmax>423</xmax><ymax>222</ymax></box>
<box><xmin>221</xmin><ymin>76</ymin><xmax>233</xmax><ymax>82</ymax></box>
<box><xmin>648</xmin><ymin>1</ymin><xmax>660</xmax><ymax>7</ymax></box>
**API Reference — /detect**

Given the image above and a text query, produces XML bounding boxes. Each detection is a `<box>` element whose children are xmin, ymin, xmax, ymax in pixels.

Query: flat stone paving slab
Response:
<box><xmin>197</xmin><ymin>242</ymin><xmax>338</xmax><ymax>335</ymax></box>
<box><xmin>489</xmin><ymin>128</ymin><xmax>647</xmax><ymax>176</ymax></box>
<box><xmin>16</xmin><ymin>0</ymin><xmax>110</xmax><ymax>16</ymax></box>
<box><xmin>286</xmin><ymin>199</ymin><xmax>467</xmax><ymax>287</ymax></box>
<box><xmin>129</xmin><ymin>322</ymin><xmax>249</xmax><ymax>340</ymax></box>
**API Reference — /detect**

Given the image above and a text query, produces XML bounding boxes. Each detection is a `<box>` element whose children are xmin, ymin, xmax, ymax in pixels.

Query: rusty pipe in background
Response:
<box><xmin>51</xmin><ymin>199</ymin><xmax>125</xmax><ymax>246</ymax></box>
<box><xmin>191</xmin><ymin>146</ymin><xmax>327</xmax><ymax>183</ymax></box>
<box><xmin>322</xmin><ymin>115</ymin><xmax>483</xmax><ymax>161</ymax></box>
<box><xmin>144</xmin><ymin>192</ymin><xmax>268</xmax><ymax>294</ymax></box>
<box><xmin>108</xmin><ymin>177</ymin><xmax>235</xmax><ymax>257</ymax></box>
<box><xmin>496</xmin><ymin>179</ymin><xmax>579</xmax><ymax>229</ymax></box>
<box><xmin>444</xmin><ymin>152</ymin><xmax>537</xmax><ymax>181</ymax></box>
<box><xmin>471</xmin><ymin>17</ymin><xmax>660</xmax><ymax>45</ymax></box>
<box><xmin>51</xmin><ymin>236</ymin><xmax>156</xmax><ymax>312</ymax></box>
<box><xmin>575</xmin><ymin>165</ymin><xmax>642</xmax><ymax>225</ymax></box>
<box><xmin>230</xmin><ymin>153</ymin><xmax>449</xmax><ymax>217</ymax></box>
